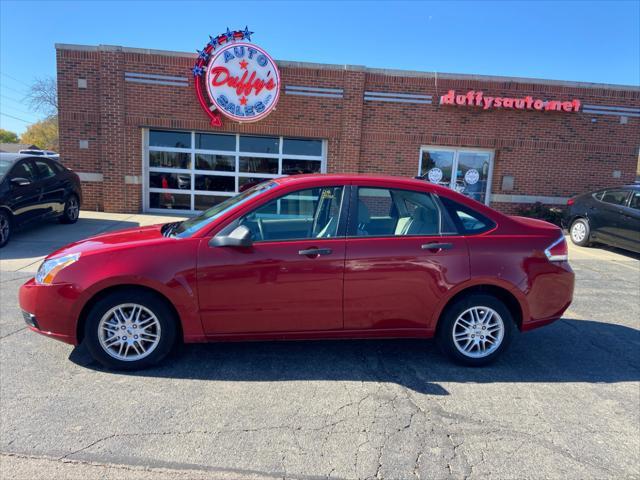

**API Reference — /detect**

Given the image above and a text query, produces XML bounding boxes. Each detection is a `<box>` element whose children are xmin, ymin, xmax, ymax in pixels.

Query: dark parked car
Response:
<box><xmin>563</xmin><ymin>184</ymin><xmax>640</xmax><ymax>253</ymax></box>
<box><xmin>0</xmin><ymin>153</ymin><xmax>82</xmax><ymax>247</ymax></box>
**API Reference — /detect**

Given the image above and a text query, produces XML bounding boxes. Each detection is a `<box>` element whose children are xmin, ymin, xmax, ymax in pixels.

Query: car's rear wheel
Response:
<box><xmin>59</xmin><ymin>194</ymin><xmax>80</xmax><ymax>224</ymax></box>
<box><xmin>0</xmin><ymin>211</ymin><xmax>11</xmax><ymax>248</ymax></box>
<box><xmin>436</xmin><ymin>294</ymin><xmax>514</xmax><ymax>366</ymax></box>
<box><xmin>84</xmin><ymin>290</ymin><xmax>177</xmax><ymax>370</ymax></box>
<box><xmin>569</xmin><ymin>218</ymin><xmax>591</xmax><ymax>247</ymax></box>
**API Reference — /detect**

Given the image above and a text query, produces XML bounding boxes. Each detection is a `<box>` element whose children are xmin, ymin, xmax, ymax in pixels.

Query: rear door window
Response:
<box><xmin>352</xmin><ymin>187</ymin><xmax>453</xmax><ymax>237</ymax></box>
<box><xmin>33</xmin><ymin>159</ymin><xmax>57</xmax><ymax>180</ymax></box>
<box><xmin>600</xmin><ymin>190</ymin><xmax>630</xmax><ymax>206</ymax></box>
<box><xmin>439</xmin><ymin>196</ymin><xmax>495</xmax><ymax>234</ymax></box>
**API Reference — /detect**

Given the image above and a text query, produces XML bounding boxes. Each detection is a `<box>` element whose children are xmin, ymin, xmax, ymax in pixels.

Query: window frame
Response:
<box><xmin>8</xmin><ymin>160</ymin><xmax>37</xmax><ymax>182</ymax></box>
<box><xmin>345</xmin><ymin>186</ymin><xmax>455</xmax><ymax>239</ymax></box>
<box><xmin>143</xmin><ymin>129</ymin><xmax>328</xmax><ymax>214</ymax></box>
<box><xmin>438</xmin><ymin>195</ymin><xmax>496</xmax><ymax>235</ymax></box>
<box><xmin>219</xmin><ymin>184</ymin><xmax>350</xmax><ymax>244</ymax></box>
<box><xmin>598</xmin><ymin>189</ymin><xmax>632</xmax><ymax>207</ymax></box>
<box><xmin>32</xmin><ymin>158</ymin><xmax>58</xmax><ymax>180</ymax></box>
<box><xmin>418</xmin><ymin>145</ymin><xmax>495</xmax><ymax>206</ymax></box>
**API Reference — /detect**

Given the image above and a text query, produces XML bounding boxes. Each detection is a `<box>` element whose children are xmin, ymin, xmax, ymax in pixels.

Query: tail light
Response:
<box><xmin>545</xmin><ymin>235</ymin><xmax>568</xmax><ymax>262</ymax></box>
<box><xmin>567</xmin><ymin>198</ymin><xmax>575</xmax><ymax>206</ymax></box>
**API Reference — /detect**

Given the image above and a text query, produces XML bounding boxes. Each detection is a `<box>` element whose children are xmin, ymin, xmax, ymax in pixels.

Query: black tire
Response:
<box><xmin>84</xmin><ymin>289</ymin><xmax>177</xmax><ymax>370</ymax></box>
<box><xmin>0</xmin><ymin>210</ymin><xmax>11</xmax><ymax>248</ymax></box>
<box><xmin>436</xmin><ymin>294</ymin><xmax>515</xmax><ymax>366</ymax></box>
<box><xmin>59</xmin><ymin>194</ymin><xmax>80</xmax><ymax>224</ymax></box>
<box><xmin>569</xmin><ymin>218</ymin><xmax>591</xmax><ymax>247</ymax></box>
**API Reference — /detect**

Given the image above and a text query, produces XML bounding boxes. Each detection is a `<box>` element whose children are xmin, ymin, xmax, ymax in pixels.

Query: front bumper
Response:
<box><xmin>19</xmin><ymin>278</ymin><xmax>81</xmax><ymax>345</ymax></box>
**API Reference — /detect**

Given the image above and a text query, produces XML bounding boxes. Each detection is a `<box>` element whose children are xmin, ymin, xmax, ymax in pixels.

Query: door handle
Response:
<box><xmin>298</xmin><ymin>248</ymin><xmax>332</xmax><ymax>256</ymax></box>
<box><xmin>421</xmin><ymin>242</ymin><xmax>453</xmax><ymax>251</ymax></box>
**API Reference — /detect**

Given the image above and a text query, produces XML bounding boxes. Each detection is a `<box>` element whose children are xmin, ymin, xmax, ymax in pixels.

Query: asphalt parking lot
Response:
<box><xmin>0</xmin><ymin>212</ymin><xmax>638</xmax><ymax>479</ymax></box>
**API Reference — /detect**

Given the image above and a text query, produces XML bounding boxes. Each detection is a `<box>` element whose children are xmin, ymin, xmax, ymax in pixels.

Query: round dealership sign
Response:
<box><xmin>427</xmin><ymin>167</ymin><xmax>443</xmax><ymax>183</ymax></box>
<box><xmin>205</xmin><ymin>42</ymin><xmax>280</xmax><ymax>123</ymax></box>
<box><xmin>464</xmin><ymin>168</ymin><xmax>480</xmax><ymax>185</ymax></box>
<box><xmin>192</xmin><ymin>28</ymin><xmax>280</xmax><ymax>125</ymax></box>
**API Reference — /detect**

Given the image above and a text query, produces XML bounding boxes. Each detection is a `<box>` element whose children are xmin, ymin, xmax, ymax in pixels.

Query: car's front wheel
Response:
<box><xmin>436</xmin><ymin>294</ymin><xmax>514</xmax><ymax>366</ymax></box>
<box><xmin>84</xmin><ymin>290</ymin><xmax>177</xmax><ymax>370</ymax></box>
<box><xmin>569</xmin><ymin>218</ymin><xmax>591</xmax><ymax>247</ymax></box>
<box><xmin>59</xmin><ymin>194</ymin><xmax>80</xmax><ymax>224</ymax></box>
<box><xmin>0</xmin><ymin>211</ymin><xmax>11</xmax><ymax>248</ymax></box>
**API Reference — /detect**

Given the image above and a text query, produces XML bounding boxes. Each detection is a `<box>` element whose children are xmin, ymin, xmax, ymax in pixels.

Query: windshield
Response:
<box><xmin>0</xmin><ymin>159</ymin><xmax>12</xmax><ymax>179</ymax></box>
<box><xmin>172</xmin><ymin>181</ymin><xmax>277</xmax><ymax>238</ymax></box>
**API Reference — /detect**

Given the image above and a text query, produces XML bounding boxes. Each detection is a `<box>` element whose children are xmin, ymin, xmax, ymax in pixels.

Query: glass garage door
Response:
<box><xmin>419</xmin><ymin>147</ymin><xmax>494</xmax><ymax>204</ymax></box>
<box><xmin>144</xmin><ymin>130</ymin><xmax>327</xmax><ymax>213</ymax></box>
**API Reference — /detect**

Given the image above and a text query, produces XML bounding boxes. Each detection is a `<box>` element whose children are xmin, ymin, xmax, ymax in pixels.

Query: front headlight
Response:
<box><xmin>35</xmin><ymin>253</ymin><xmax>81</xmax><ymax>285</ymax></box>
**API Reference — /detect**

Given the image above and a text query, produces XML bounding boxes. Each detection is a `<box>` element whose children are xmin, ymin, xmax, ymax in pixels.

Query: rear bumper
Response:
<box><xmin>19</xmin><ymin>278</ymin><xmax>80</xmax><ymax>345</ymax></box>
<box><xmin>522</xmin><ymin>260</ymin><xmax>574</xmax><ymax>329</ymax></box>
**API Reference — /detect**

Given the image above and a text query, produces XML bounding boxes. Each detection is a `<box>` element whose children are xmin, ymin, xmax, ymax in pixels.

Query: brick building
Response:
<box><xmin>56</xmin><ymin>43</ymin><xmax>640</xmax><ymax>214</ymax></box>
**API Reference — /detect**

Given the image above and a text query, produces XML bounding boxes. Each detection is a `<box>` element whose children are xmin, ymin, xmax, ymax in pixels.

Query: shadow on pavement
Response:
<box><xmin>0</xmin><ymin>218</ymin><xmax>139</xmax><ymax>260</ymax></box>
<box><xmin>69</xmin><ymin>318</ymin><xmax>640</xmax><ymax>396</ymax></box>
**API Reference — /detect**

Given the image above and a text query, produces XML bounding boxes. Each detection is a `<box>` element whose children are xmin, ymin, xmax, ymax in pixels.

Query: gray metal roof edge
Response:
<box><xmin>54</xmin><ymin>43</ymin><xmax>640</xmax><ymax>92</ymax></box>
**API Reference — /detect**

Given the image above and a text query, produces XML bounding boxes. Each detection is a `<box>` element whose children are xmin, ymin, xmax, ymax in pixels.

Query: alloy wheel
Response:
<box><xmin>571</xmin><ymin>221</ymin><xmax>587</xmax><ymax>243</ymax></box>
<box><xmin>98</xmin><ymin>303</ymin><xmax>162</xmax><ymax>361</ymax></box>
<box><xmin>452</xmin><ymin>306</ymin><xmax>505</xmax><ymax>359</ymax></box>
<box><xmin>0</xmin><ymin>215</ymin><xmax>8</xmax><ymax>244</ymax></box>
<box><xmin>67</xmin><ymin>197</ymin><xmax>79</xmax><ymax>221</ymax></box>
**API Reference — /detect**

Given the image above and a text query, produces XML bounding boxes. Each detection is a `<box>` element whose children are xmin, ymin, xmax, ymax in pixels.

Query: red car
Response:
<box><xmin>19</xmin><ymin>175</ymin><xmax>574</xmax><ymax>369</ymax></box>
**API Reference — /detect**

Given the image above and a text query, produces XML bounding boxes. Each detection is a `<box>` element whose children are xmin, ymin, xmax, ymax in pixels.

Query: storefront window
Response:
<box><xmin>195</xmin><ymin>133</ymin><xmax>235</xmax><ymax>151</ymax></box>
<box><xmin>419</xmin><ymin>147</ymin><xmax>494</xmax><ymax>205</ymax></box>
<box><xmin>239</xmin><ymin>136</ymin><xmax>279</xmax><ymax>154</ymax></box>
<box><xmin>283</xmin><ymin>138</ymin><xmax>322</xmax><ymax>156</ymax></box>
<box><xmin>149</xmin><ymin>130</ymin><xmax>190</xmax><ymax>148</ymax></box>
<box><xmin>146</xmin><ymin>130</ymin><xmax>326</xmax><ymax>212</ymax></box>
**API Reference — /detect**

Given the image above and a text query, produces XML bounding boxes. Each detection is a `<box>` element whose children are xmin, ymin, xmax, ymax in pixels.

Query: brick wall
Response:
<box><xmin>56</xmin><ymin>44</ymin><xmax>640</xmax><ymax>214</ymax></box>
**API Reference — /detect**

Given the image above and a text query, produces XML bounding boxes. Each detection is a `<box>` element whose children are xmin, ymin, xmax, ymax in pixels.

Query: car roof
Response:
<box><xmin>0</xmin><ymin>152</ymin><xmax>60</xmax><ymax>163</ymax></box>
<box><xmin>272</xmin><ymin>173</ymin><xmax>454</xmax><ymax>194</ymax></box>
<box><xmin>0</xmin><ymin>152</ymin><xmax>33</xmax><ymax>163</ymax></box>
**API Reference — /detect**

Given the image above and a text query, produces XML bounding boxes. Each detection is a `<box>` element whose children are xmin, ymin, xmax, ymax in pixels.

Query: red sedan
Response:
<box><xmin>19</xmin><ymin>175</ymin><xmax>574</xmax><ymax>369</ymax></box>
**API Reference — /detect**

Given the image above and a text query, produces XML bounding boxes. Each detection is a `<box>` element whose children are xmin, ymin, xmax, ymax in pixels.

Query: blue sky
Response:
<box><xmin>1</xmin><ymin>0</ymin><xmax>639</xmax><ymax>135</ymax></box>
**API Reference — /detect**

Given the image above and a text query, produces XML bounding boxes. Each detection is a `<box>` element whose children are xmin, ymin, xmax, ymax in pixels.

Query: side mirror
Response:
<box><xmin>10</xmin><ymin>177</ymin><xmax>31</xmax><ymax>187</ymax></box>
<box><xmin>209</xmin><ymin>224</ymin><xmax>253</xmax><ymax>248</ymax></box>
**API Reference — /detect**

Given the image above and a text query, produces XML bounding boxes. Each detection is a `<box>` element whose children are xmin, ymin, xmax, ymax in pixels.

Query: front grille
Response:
<box><xmin>22</xmin><ymin>311</ymin><xmax>39</xmax><ymax>329</ymax></box>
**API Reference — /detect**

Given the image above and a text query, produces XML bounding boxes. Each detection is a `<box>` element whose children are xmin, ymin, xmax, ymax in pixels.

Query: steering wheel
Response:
<box><xmin>256</xmin><ymin>217</ymin><xmax>265</xmax><ymax>241</ymax></box>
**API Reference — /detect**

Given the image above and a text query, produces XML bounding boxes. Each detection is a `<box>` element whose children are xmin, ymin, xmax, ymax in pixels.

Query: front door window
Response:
<box><xmin>420</xmin><ymin>148</ymin><xmax>494</xmax><ymax>204</ymax></box>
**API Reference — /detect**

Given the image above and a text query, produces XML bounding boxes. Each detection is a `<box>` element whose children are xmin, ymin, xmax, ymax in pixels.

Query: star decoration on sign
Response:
<box><xmin>243</xmin><ymin>26</ymin><xmax>253</xmax><ymax>41</ymax></box>
<box><xmin>239</xmin><ymin>96</ymin><xmax>248</xmax><ymax>106</ymax></box>
<box><xmin>239</xmin><ymin>59</ymin><xmax>248</xmax><ymax>70</ymax></box>
<box><xmin>197</xmin><ymin>49</ymin><xmax>209</xmax><ymax>61</ymax></box>
<box><xmin>226</xmin><ymin>28</ymin><xmax>234</xmax><ymax>42</ymax></box>
<box><xmin>192</xmin><ymin>65</ymin><xmax>204</xmax><ymax>76</ymax></box>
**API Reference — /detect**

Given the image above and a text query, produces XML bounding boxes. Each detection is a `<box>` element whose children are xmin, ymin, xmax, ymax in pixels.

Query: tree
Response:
<box><xmin>26</xmin><ymin>77</ymin><xmax>58</xmax><ymax>116</ymax></box>
<box><xmin>21</xmin><ymin>117</ymin><xmax>58</xmax><ymax>151</ymax></box>
<box><xmin>0</xmin><ymin>129</ymin><xmax>20</xmax><ymax>143</ymax></box>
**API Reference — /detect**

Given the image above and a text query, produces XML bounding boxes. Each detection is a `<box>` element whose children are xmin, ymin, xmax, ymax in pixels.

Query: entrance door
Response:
<box><xmin>420</xmin><ymin>148</ymin><xmax>494</xmax><ymax>204</ymax></box>
<box><xmin>197</xmin><ymin>185</ymin><xmax>347</xmax><ymax>335</ymax></box>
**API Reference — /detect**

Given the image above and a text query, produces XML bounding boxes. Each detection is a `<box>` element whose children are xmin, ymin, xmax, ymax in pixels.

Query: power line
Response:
<box><xmin>0</xmin><ymin>103</ymin><xmax>39</xmax><ymax>118</ymax></box>
<box><xmin>0</xmin><ymin>72</ymin><xmax>32</xmax><ymax>89</ymax></box>
<box><xmin>0</xmin><ymin>112</ymin><xmax>31</xmax><ymax>123</ymax></box>
<box><xmin>0</xmin><ymin>83</ymin><xmax>28</xmax><ymax>97</ymax></box>
<box><xmin>0</xmin><ymin>93</ymin><xmax>28</xmax><ymax>106</ymax></box>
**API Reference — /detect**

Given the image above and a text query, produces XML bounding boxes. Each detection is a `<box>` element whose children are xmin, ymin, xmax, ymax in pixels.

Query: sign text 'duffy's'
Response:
<box><xmin>440</xmin><ymin>90</ymin><xmax>581</xmax><ymax>112</ymax></box>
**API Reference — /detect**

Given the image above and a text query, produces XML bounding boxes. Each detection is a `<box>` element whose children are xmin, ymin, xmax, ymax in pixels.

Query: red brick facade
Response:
<box><xmin>56</xmin><ymin>44</ymin><xmax>640</xmax><ymax>214</ymax></box>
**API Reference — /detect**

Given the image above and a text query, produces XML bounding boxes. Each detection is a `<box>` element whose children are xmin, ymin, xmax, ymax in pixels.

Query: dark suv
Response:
<box><xmin>0</xmin><ymin>153</ymin><xmax>82</xmax><ymax>247</ymax></box>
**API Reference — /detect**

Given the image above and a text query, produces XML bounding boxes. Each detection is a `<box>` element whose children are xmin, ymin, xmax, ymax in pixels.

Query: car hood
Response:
<box><xmin>46</xmin><ymin>224</ymin><xmax>168</xmax><ymax>258</ymax></box>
